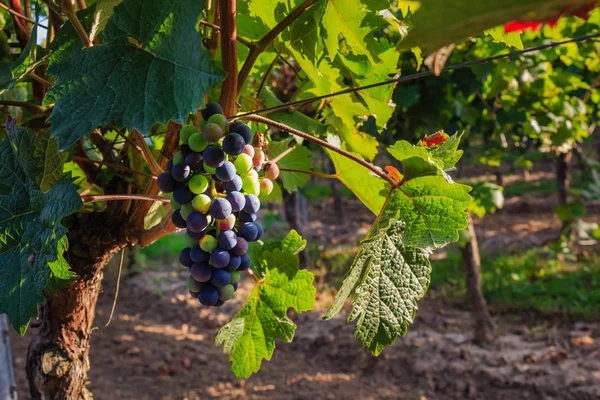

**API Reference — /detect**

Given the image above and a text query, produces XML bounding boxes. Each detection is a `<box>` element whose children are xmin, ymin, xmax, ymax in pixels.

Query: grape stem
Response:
<box><xmin>239</xmin><ymin>115</ymin><xmax>398</xmax><ymax>187</ymax></box>
<box><xmin>0</xmin><ymin>100</ymin><xmax>49</xmax><ymax>113</ymax></box>
<box><xmin>247</xmin><ymin>268</ymin><xmax>260</xmax><ymax>282</ymax></box>
<box><xmin>279</xmin><ymin>168</ymin><xmax>337</xmax><ymax>179</ymax></box>
<box><xmin>64</xmin><ymin>4</ymin><xmax>92</xmax><ymax>48</ymax></box>
<box><xmin>198</xmin><ymin>20</ymin><xmax>252</xmax><ymax>47</ymax></box>
<box><xmin>270</xmin><ymin>144</ymin><xmax>296</xmax><ymax>164</ymax></box>
<box><xmin>81</xmin><ymin>194</ymin><xmax>170</xmax><ymax>203</ymax></box>
<box><xmin>236</xmin><ymin>0</ymin><xmax>320</xmax><ymax>94</ymax></box>
<box><xmin>72</xmin><ymin>156</ymin><xmax>157</xmax><ymax>180</ymax></box>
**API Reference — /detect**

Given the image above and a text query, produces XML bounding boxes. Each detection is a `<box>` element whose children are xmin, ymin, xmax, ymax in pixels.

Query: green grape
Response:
<box><xmin>246</xmin><ymin>168</ymin><xmax>259</xmax><ymax>180</ymax></box>
<box><xmin>189</xmin><ymin>132</ymin><xmax>208</xmax><ymax>152</ymax></box>
<box><xmin>173</xmin><ymin>151</ymin><xmax>185</xmax><ymax>165</ymax></box>
<box><xmin>207</xmin><ymin>114</ymin><xmax>228</xmax><ymax>130</ymax></box>
<box><xmin>184</xmin><ymin>235</ymin><xmax>198</xmax><ymax>248</ymax></box>
<box><xmin>189</xmin><ymin>175</ymin><xmax>209</xmax><ymax>194</ymax></box>
<box><xmin>242</xmin><ymin>175</ymin><xmax>260</xmax><ymax>196</ymax></box>
<box><xmin>234</xmin><ymin>154</ymin><xmax>253</xmax><ymax>174</ymax></box>
<box><xmin>180</xmin><ymin>125</ymin><xmax>198</xmax><ymax>145</ymax></box>
<box><xmin>181</xmin><ymin>203</ymin><xmax>195</xmax><ymax>220</ymax></box>
<box><xmin>218</xmin><ymin>284</ymin><xmax>235</xmax><ymax>301</ymax></box>
<box><xmin>259</xmin><ymin>178</ymin><xmax>274</xmax><ymax>196</ymax></box>
<box><xmin>188</xmin><ymin>276</ymin><xmax>201</xmax><ymax>292</ymax></box>
<box><xmin>200</xmin><ymin>235</ymin><xmax>217</xmax><ymax>252</ymax></box>
<box><xmin>204</xmin><ymin>164</ymin><xmax>216</xmax><ymax>174</ymax></box>
<box><xmin>192</xmin><ymin>194</ymin><xmax>212</xmax><ymax>213</ymax></box>
<box><xmin>198</xmin><ymin>118</ymin><xmax>206</xmax><ymax>129</ymax></box>
<box><xmin>170</xmin><ymin>197</ymin><xmax>181</xmax><ymax>210</ymax></box>
<box><xmin>230</xmin><ymin>270</ymin><xmax>241</xmax><ymax>283</ymax></box>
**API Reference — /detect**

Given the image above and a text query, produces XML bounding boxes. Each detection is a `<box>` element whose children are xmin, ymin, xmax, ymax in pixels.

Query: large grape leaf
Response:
<box><xmin>46</xmin><ymin>0</ymin><xmax>224</xmax><ymax>149</ymax></box>
<box><xmin>324</xmin><ymin>216</ymin><xmax>431</xmax><ymax>355</ymax></box>
<box><xmin>216</xmin><ymin>247</ymin><xmax>315</xmax><ymax>378</ymax></box>
<box><xmin>250</xmin><ymin>230</ymin><xmax>307</xmax><ymax>272</ymax></box>
<box><xmin>321</xmin><ymin>0</ymin><xmax>388</xmax><ymax>62</ymax></box>
<box><xmin>0</xmin><ymin>126</ymin><xmax>81</xmax><ymax>334</ymax></box>
<box><xmin>269</xmin><ymin>140</ymin><xmax>312</xmax><ymax>192</ymax></box>
<box><xmin>388</xmin><ymin>132</ymin><xmax>463</xmax><ymax>173</ymax></box>
<box><xmin>399</xmin><ymin>0</ymin><xmax>583</xmax><ymax>51</ymax></box>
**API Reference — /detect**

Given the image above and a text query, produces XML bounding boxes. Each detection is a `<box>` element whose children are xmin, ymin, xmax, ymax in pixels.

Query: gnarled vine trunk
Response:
<box><xmin>26</xmin><ymin>214</ymin><xmax>125</xmax><ymax>399</ymax></box>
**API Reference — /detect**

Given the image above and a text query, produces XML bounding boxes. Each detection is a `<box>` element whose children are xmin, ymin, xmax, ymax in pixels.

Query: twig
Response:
<box><xmin>199</xmin><ymin>19</ymin><xmax>252</xmax><ymax>47</ymax></box>
<box><xmin>256</xmin><ymin>52</ymin><xmax>280</xmax><ymax>98</ymax></box>
<box><xmin>64</xmin><ymin>5</ymin><xmax>92</xmax><ymax>47</ymax></box>
<box><xmin>0</xmin><ymin>2</ymin><xmax>47</xmax><ymax>27</ymax></box>
<box><xmin>270</xmin><ymin>144</ymin><xmax>296</xmax><ymax>164</ymax></box>
<box><xmin>29</xmin><ymin>73</ymin><xmax>52</xmax><ymax>86</ymax></box>
<box><xmin>105</xmin><ymin>248</ymin><xmax>125</xmax><ymax>327</ymax></box>
<box><xmin>280</xmin><ymin>167</ymin><xmax>337</xmax><ymax>179</ymax></box>
<box><xmin>240</xmin><ymin>114</ymin><xmax>397</xmax><ymax>187</ymax></box>
<box><xmin>77</xmin><ymin>0</ymin><xmax>87</xmax><ymax>10</ymax></box>
<box><xmin>81</xmin><ymin>194</ymin><xmax>170</xmax><ymax>203</ymax></box>
<box><xmin>72</xmin><ymin>156</ymin><xmax>157</xmax><ymax>179</ymax></box>
<box><xmin>0</xmin><ymin>100</ymin><xmax>48</xmax><ymax>113</ymax></box>
<box><xmin>129</xmin><ymin>129</ymin><xmax>164</xmax><ymax>176</ymax></box>
<box><xmin>219</xmin><ymin>0</ymin><xmax>238</xmax><ymax>116</ymax></box>
<box><xmin>237</xmin><ymin>0</ymin><xmax>320</xmax><ymax>93</ymax></box>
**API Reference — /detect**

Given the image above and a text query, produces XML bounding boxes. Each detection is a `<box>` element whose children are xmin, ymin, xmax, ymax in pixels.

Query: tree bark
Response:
<box><xmin>461</xmin><ymin>217</ymin><xmax>495</xmax><ymax>344</ymax></box>
<box><xmin>26</xmin><ymin>214</ymin><xmax>124</xmax><ymax>399</ymax></box>
<box><xmin>556</xmin><ymin>151</ymin><xmax>571</xmax><ymax>207</ymax></box>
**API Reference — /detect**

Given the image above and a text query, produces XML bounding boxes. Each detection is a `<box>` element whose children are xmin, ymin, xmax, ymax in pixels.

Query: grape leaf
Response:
<box><xmin>326</xmin><ymin>136</ymin><xmax>390</xmax><ymax>214</ymax></box>
<box><xmin>0</xmin><ymin>126</ymin><xmax>81</xmax><ymax>335</ymax></box>
<box><xmin>388</xmin><ymin>133</ymin><xmax>463</xmax><ymax>171</ymax></box>
<box><xmin>324</xmin><ymin>216</ymin><xmax>431</xmax><ymax>356</ymax></box>
<box><xmin>260</xmin><ymin>89</ymin><xmax>327</xmax><ymax>135</ymax></box>
<box><xmin>269</xmin><ymin>140</ymin><xmax>312</xmax><ymax>192</ymax></box>
<box><xmin>321</xmin><ymin>0</ymin><xmax>388</xmax><ymax>62</ymax></box>
<box><xmin>250</xmin><ymin>229</ymin><xmax>306</xmax><ymax>273</ymax></box>
<box><xmin>216</xmin><ymin>248</ymin><xmax>315</xmax><ymax>378</ymax></box>
<box><xmin>46</xmin><ymin>0</ymin><xmax>224</xmax><ymax>149</ymax></box>
<box><xmin>143</xmin><ymin>201</ymin><xmax>170</xmax><ymax>230</ymax></box>
<box><xmin>484</xmin><ymin>26</ymin><xmax>523</xmax><ymax>50</ymax></box>
<box><xmin>399</xmin><ymin>0</ymin><xmax>578</xmax><ymax>51</ymax></box>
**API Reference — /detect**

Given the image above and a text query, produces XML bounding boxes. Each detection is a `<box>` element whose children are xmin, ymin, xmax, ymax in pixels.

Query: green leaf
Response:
<box><xmin>250</xmin><ymin>230</ymin><xmax>307</xmax><ymax>273</ymax></box>
<box><xmin>469</xmin><ymin>182</ymin><xmax>504</xmax><ymax>218</ymax></box>
<box><xmin>216</xmin><ymin>248</ymin><xmax>315</xmax><ymax>378</ymax></box>
<box><xmin>325</xmin><ymin>109</ymin><xmax>379</xmax><ymax>161</ymax></box>
<box><xmin>269</xmin><ymin>140</ymin><xmax>312</xmax><ymax>192</ymax></box>
<box><xmin>399</xmin><ymin>0</ymin><xmax>576</xmax><ymax>51</ymax></box>
<box><xmin>484</xmin><ymin>26</ymin><xmax>523</xmax><ymax>50</ymax></box>
<box><xmin>324</xmin><ymin>216</ymin><xmax>431</xmax><ymax>355</ymax></box>
<box><xmin>46</xmin><ymin>0</ymin><xmax>224</xmax><ymax>149</ymax></box>
<box><xmin>384</xmin><ymin>176</ymin><xmax>471</xmax><ymax>249</ymax></box>
<box><xmin>143</xmin><ymin>201</ymin><xmax>170</xmax><ymax>230</ymax></box>
<box><xmin>0</xmin><ymin>125</ymin><xmax>81</xmax><ymax>334</ymax></box>
<box><xmin>321</xmin><ymin>0</ymin><xmax>387</xmax><ymax>62</ymax></box>
<box><xmin>326</xmin><ymin>136</ymin><xmax>389</xmax><ymax>215</ymax></box>
<box><xmin>260</xmin><ymin>89</ymin><xmax>327</xmax><ymax>135</ymax></box>
<box><xmin>388</xmin><ymin>133</ymin><xmax>463</xmax><ymax>171</ymax></box>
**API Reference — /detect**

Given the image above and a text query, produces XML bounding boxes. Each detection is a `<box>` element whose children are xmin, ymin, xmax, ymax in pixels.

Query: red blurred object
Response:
<box><xmin>384</xmin><ymin>166</ymin><xmax>402</xmax><ymax>183</ymax></box>
<box><xmin>504</xmin><ymin>1</ymin><xmax>598</xmax><ymax>32</ymax></box>
<box><xmin>420</xmin><ymin>131</ymin><xmax>449</xmax><ymax>147</ymax></box>
<box><xmin>9</xmin><ymin>0</ymin><xmax>26</xmax><ymax>27</ymax></box>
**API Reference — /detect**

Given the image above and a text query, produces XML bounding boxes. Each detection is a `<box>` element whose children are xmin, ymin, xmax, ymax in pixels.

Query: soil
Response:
<box><xmin>8</xmin><ymin>173</ymin><xmax>600</xmax><ymax>400</ymax></box>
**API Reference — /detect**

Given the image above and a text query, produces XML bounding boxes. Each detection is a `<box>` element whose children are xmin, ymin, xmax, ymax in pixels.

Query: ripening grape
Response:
<box><xmin>165</xmin><ymin>102</ymin><xmax>268</xmax><ymax>307</ymax></box>
<box><xmin>260</xmin><ymin>178</ymin><xmax>274</xmax><ymax>196</ymax></box>
<box><xmin>264</xmin><ymin>161</ymin><xmax>280</xmax><ymax>180</ymax></box>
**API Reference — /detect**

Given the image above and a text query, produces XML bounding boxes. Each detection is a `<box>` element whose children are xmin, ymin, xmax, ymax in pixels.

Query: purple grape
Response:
<box><xmin>179</xmin><ymin>144</ymin><xmax>192</xmax><ymax>158</ymax></box>
<box><xmin>232</xmin><ymin>237</ymin><xmax>248</xmax><ymax>256</ymax></box>
<box><xmin>255</xmin><ymin>223</ymin><xmax>264</xmax><ymax>240</ymax></box>
<box><xmin>216</xmin><ymin>161</ymin><xmax>237</xmax><ymax>182</ymax></box>
<box><xmin>187</xmin><ymin>229</ymin><xmax>205</xmax><ymax>241</ymax></box>
<box><xmin>239</xmin><ymin>212</ymin><xmax>257</xmax><ymax>222</ymax></box>
<box><xmin>226</xmin><ymin>254</ymin><xmax>241</xmax><ymax>271</ymax></box>
<box><xmin>232</xmin><ymin>282</ymin><xmax>239</xmax><ymax>291</ymax></box>
<box><xmin>239</xmin><ymin>254</ymin><xmax>251</xmax><ymax>270</ymax></box>
<box><xmin>191</xmin><ymin>262</ymin><xmax>213</xmax><ymax>283</ymax></box>
<box><xmin>171</xmin><ymin>163</ymin><xmax>191</xmax><ymax>183</ymax></box>
<box><xmin>243</xmin><ymin>194</ymin><xmax>260</xmax><ymax>214</ymax></box>
<box><xmin>229</xmin><ymin>121</ymin><xmax>253</xmax><ymax>145</ymax></box>
<box><xmin>185</xmin><ymin>153</ymin><xmax>203</xmax><ymax>170</ymax></box>
<box><xmin>211</xmin><ymin>269</ymin><xmax>231</xmax><ymax>287</ymax></box>
<box><xmin>222</xmin><ymin>133</ymin><xmax>245</xmax><ymax>156</ymax></box>
<box><xmin>226</xmin><ymin>191</ymin><xmax>246</xmax><ymax>212</ymax></box>
<box><xmin>179</xmin><ymin>248</ymin><xmax>193</xmax><ymax>267</ymax></box>
<box><xmin>210</xmin><ymin>198</ymin><xmax>232</xmax><ymax>220</ymax></box>
<box><xmin>172</xmin><ymin>210</ymin><xmax>187</xmax><ymax>228</ymax></box>
<box><xmin>166</xmin><ymin>159</ymin><xmax>173</xmax><ymax>173</ymax></box>
<box><xmin>201</xmin><ymin>102</ymin><xmax>223</xmax><ymax>120</ymax></box>
<box><xmin>198</xmin><ymin>285</ymin><xmax>219</xmax><ymax>306</ymax></box>
<box><xmin>214</xmin><ymin>299</ymin><xmax>225</xmax><ymax>307</ymax></box>
<box><xmin>217</xmin><ymin>230</ymin><xmax>237</xmax><ymax>250</ymax></box>
<box><xmin>210</xmin><ymin>248</ymin><xmax>231</xmax><ymax>269</ymax></box>
<box><xmin>203</xmin><ymin>145</ymin><xmax>225</xmax><ymax>168</ymax></box>
<box><xmin>190</xmin><ymin>246</ymin><xmax>210</xmax><ymax>262</ymax></box>
<box><xmin>157</xmin><ymin>172</ymin><xmax>176</xmax><ymax>193</ymax></box>
<box><xmin>238</xmin><ymin>222</ymin><xmax>259</xmax><ymax>242</ymax></box>
<box><xmin>223</xmin><ymin>175</ymin><xmax>242</xmax><ymax>192</ymax></box>
<box><xmin>173</xmin><ymin>186</ymin><xmax>195</xmax><ymax>204</ymax></box>
<box><xmin>187</xmin><ymin>212</ymin><xmax>208</xmax><ymax>233</ymax></box>
<box><xmin>189</xmin><ymin>290</ymin><xmax>199</xmax><ymax>299</ymax></box>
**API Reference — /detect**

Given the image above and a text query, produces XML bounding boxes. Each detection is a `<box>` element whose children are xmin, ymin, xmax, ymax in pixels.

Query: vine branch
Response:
<box><xmin>279</xmin><ymin>168</ymin><xmax>337</xmax><ymax>179</ymax></box>
<box><xmin>219</xmin><ymin>0</ymin><xmax>238</xmax><ymax>116</ymax></box>
<box><xmin>270</xmin><ymin>144</ymin><xmax>296</xmax><ymax>164</ymax></box>
<box><xmin>82</xmin><ymin>194</ymin><xmax>170</xmax><ymax>203</ymax></box>
<box><xmin>199</xmin><ymin>20</ymin><xmax>252</xmax><ymax>47</ymax></box>
<box><xmin>64</xmin><ymin>2</ymin><xmax>92</xmax><ymax>47</ymax></box>
<box><xmin>237</xmin><ymin>0</ymin><xmax>320</xmax><ymax>94</ymax></box>
<box><xmin>0</xmin><ymin>100</ymin><xmax>49</xmax><ymax>113</ymax></box>
<box><xmin>241</xmin><ymin>115</ymin><xmax>397</xmax><ymax>187</ymax></box>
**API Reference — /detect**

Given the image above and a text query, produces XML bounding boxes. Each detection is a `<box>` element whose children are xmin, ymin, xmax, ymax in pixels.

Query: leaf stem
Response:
<box><xmin>256</xmin><ymin>51</ymin><xmax>280</xmax><ymax>98</ymax></box>
<box><xmin>0</xmin><ymin>100</ymin><xmax>48</xmax><ymax>113</ymax></box>
<box><xmin>236</xmin><ymin>0</ymin><xmax>320</xmax><ymax>94</ymax></box>
<box><xmin>199</xmin><ymin>20</ymin><xmax>252</xmax><ymax>47</ymax></box>
<box><xmin>280</xmin><ymin>167</ymin><xmax>337</xmax><ymax>179</ymax></box>
<box><xmin>64</xmin><ymin>6</ymin><xmax>92</xmax><ymax>48</ymax></box>
<box><xmin>218</xmin><ymin>0</ymin><xmax>238</xmax><ymax>116</ymax></box>
<box><xmin>72</xmin><ymin>156</ymin><xmax>157</xmax><ymax>179</ymax></box>
<box><xmin>240</xmin><ymin>115</ymin><xmax>398</xmax><ymax>187</ymax></box>
<box><xmin>82</xmin><ymin>194</ymin><xmax>170</xmax><ymax>203</ymax></box>
<box><xmin>270</xmin><ymin>144</ymin><xmax>296</xmax><ymax>164</ymax></box>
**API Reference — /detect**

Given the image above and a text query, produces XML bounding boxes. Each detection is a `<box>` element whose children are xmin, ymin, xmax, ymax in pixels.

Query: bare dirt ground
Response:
<box><xmin>9</xmin><ymin>174</ymin><xmax>600</xmax><ymax>400</ymax></box>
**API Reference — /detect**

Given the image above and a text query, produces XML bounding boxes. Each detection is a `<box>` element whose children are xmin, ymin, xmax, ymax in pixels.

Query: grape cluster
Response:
<box><xmin>157</xmin><ymin>102</ymin><xmax>279</xmax><ymax>307</ymax></box>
